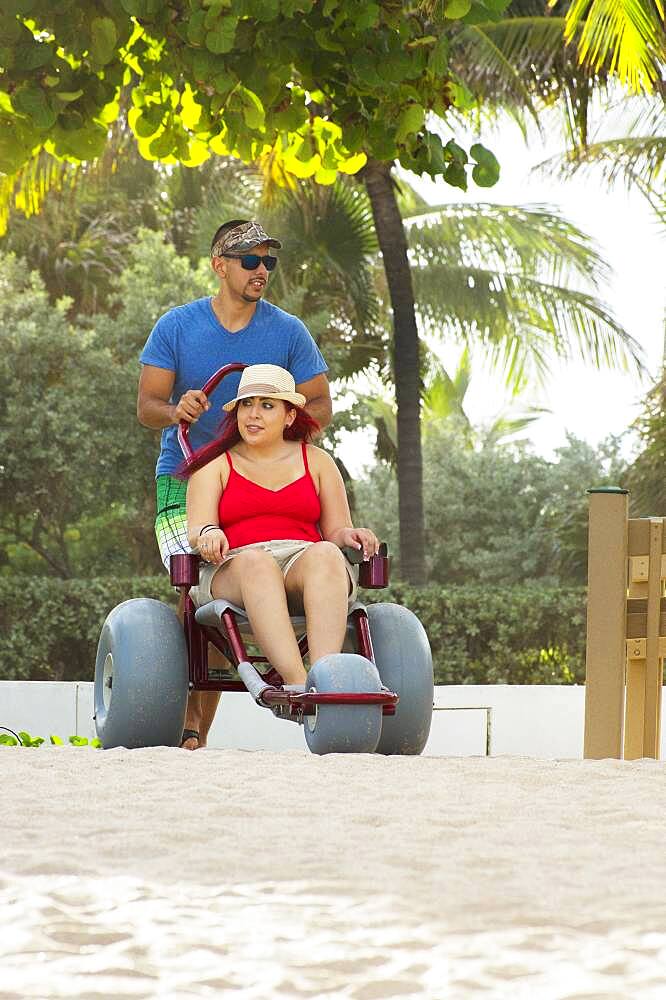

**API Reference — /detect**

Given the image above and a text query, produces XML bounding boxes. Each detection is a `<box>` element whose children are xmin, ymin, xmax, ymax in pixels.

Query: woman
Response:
<box><xmin>184</xmin><ymin>364</ymin><xmax>379</xmax><ymax>688</ymax></box>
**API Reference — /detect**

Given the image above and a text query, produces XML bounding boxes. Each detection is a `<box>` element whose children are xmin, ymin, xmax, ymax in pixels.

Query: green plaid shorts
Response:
<box><xmin>155</xmin><ymin>475</ymin><xmax>196</xmax><ymax>569</ymax></box>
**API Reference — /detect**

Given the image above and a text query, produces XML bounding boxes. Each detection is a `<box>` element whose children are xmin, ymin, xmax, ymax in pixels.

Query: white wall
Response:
<box><xmin>0</xmin><ymin>681</ymin><xmax>597</xmax><ymax>758</ymax></box>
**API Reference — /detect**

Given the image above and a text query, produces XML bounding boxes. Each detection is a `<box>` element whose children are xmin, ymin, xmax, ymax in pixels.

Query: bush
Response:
<box><xmin>374</xmin><ymin>582</ymin><xmax>586</xmax><ymax>685</ymax></box>
<box><xmin>0</xmin><ymin>576</ymin><xmax>586</xmax><ymax>685</ymax></box>
<box><xmin>0</xmin><ymin>576</ymin><xmax>176</xmax><ymax>682</ymax></box>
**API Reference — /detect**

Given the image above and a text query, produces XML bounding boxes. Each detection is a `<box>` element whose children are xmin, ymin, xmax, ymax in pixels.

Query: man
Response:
<box><xmin>137</xmin><ymin>219</ymin><xmax>332</xmax><ymax>749</ymax></box>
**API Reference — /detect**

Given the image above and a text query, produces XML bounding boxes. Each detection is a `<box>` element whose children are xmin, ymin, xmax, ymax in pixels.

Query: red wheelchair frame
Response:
<box><xmin>172</xmin><ymin>363</ymin><xmax>399</xmax><ymax>722</ymax></box>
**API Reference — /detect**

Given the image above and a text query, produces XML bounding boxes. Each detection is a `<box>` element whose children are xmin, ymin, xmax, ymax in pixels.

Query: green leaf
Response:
<box><xmin>149</xmin><ymin>129</ymin><xmax>175</xmax><ymax>157</ymax></box>
<box><xmin>396</xmin><ymin>103</ymin><xmax>424</xmax><ymax>143</ymax></box>
<box><xmin>354</xmin><ymin>3</ymin><xmax>380</xmax><ymax>30</ymax></box>
<box><xmin>90</xmin><ymin>17</ymin><xmax>117</xmax><ymax>66</ymax></box>
<box><xmin>50</xmin><ymin>735</ymin><xmax>64</xmax><ymax>745</ymax></box>
<box><xmin>447</xmin><ymin>82</ymin><xmax>474</xmax><ymax>111</ymax></box>
<box><xmin>444</xmin><ymin>160</ymin><xmax>467</xmax><ymax>189</ymax></box>
<box><xmin>368</xmin><ymin>122</ymin><xmax>397</xmax><ymax>161</ymax></box>
<box><xmin>54</xmin><ymin>90</ymin><xmax>84</xmax><ymax>104</ymax></box>
<box><xmin>134</xmin><ymin>108</ymin><xmax>163</xmax><ymax>137</ymax></box>
<box><xmin>342</xmin><ymin>122</ymin><xmax>366</xmax><ymax>153</ymax></box>
<box><xmin>444</xmin><ymin>138</ymin><xmax>467</xmax><ymax>164</ymax></box>
<box><xmin>237</xmin><ymin>87</ymin><xmax>264</xmax><ymax>130</ymax></box>
<box><xmin>91</xmin><ymin>738</ymin><xmax>102</xmax><ymax>749</ymax></box>
<box><xmin>205</xmin><ymin>1</ymin><xmax>227</xmax><ymax>29</ymax></box>
<box><xmin>314</xmin><ymin>28</ymin><xmax>345</xmax><ymax>53</ymax></box>
<box><xmin>69</xmin><ymin>735</ymin><xmax>89</xmax><ymax>746</ymax></box>
<box><xmin>206</xmin><ymin>16</ymin><xmax>238</xmax><ymax>53</ymax></box>
<box><xmin>351</xmin><ymin>49</ymin><xmax>381</xmax><ymax>87</ymax></box>
<box><xmin>443</xmin><ymin>0</ymin><xmax>472</xmax><ymax>18</ymax></box>
<box><xmin>0</xmin><ymin>733</ymin><xmax>18</xmax><ymax>746</ymax></box>
<box><xmin>12</xmin><ymin>82</ymin><xmax>57</xmax><ymax>129</ymax></box>
<box><xmin>428</xmin><ymin>34</ymin><xmax>449</xmax><ymax>76</ymax></box>
<box><xmin>295</xmin><ymin>135</ymin><xmax>316</xmax><ymax>162</ymax></box>
<box><xmin>191</xmin><ymin>49</ymin><xmax>217</xmax><ymax>81</ymax></box>
<box><xmin>0</xmin><ymin>13</ymin><xmax>22</xmax><ymax>44</ymax></box>
<box><xmin>0</xmin><ymin>120</ymin><xmax>37</xmax><ymax>173</ymax></box>
<box><xmin>52</xmin><ymin>123</ymin><xmax>107</xmax><ymax>159</ymax></box>
<box><xmin>471</xmin><ymin>142</ymin><xmax>500</xmax><ymax>186</ymax></box>
<box><xmin>271</xmin><ymin>99</ymin><xmax>308</xmax><ymax>132</ymax></box>
<box><xmin>187</xmin><ymin>11</ymin><xmax>206</xmax><ymax>45</ymax></box>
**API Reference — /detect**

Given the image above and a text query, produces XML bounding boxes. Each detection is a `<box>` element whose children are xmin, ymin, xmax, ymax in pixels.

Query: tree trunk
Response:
<box><xmin>361</xmin><ymin>158</ymin><xmax>426</xmax><ymax>584</ymax></box>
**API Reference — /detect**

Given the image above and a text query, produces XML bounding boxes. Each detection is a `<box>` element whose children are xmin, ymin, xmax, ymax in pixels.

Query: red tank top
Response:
<box><xmin>219</xmin><ymin>442</ymin><xmax>322</xmax><ymax>548</ymax></box>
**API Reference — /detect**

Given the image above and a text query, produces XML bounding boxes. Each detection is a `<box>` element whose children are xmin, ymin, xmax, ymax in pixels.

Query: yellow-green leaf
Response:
<box><xmin>396</xmin><ymin>103</ymin><xmax>424</xmax><ymax>142</ymax></box>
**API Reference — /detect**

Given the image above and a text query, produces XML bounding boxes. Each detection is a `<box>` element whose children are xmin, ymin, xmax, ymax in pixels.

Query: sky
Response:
<box><xmin>336</xmin><ymin>114</ymin><xmax>664</xmax><ymax>476</ymax></box>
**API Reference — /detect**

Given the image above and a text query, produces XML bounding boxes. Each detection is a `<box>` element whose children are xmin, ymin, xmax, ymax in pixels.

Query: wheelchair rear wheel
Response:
<box><xmin>94</xmin><ymin>598</ymin><xmax>188</xmax><ymax>749</ymax></box>
<box><xmin>366</xmin><ymin>603</ymin><xmax>433</xmax><ymax>755</ymax></box>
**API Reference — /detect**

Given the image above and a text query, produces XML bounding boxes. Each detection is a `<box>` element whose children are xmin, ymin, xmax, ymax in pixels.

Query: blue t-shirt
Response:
<box><xmin>140</xmin><ymin>297</ymin><xmax>328</xmax><ymax>476</ymax></box>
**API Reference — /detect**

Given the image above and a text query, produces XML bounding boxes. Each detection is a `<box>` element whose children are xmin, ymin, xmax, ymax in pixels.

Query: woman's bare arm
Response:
<box><xmin>314</xmin><ymin>449</ymin><xmax>379</xmax><ymax>558</ymax></box>
<box><xmin>186</xmin><ymin>458</ymin><xmax>225</xmax><ymax>549</ymax></box>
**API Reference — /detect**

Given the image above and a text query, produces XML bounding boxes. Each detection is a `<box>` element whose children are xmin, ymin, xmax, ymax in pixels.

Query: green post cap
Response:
<box><xmin>586</xmin><ymin>486</ymin><xmax>629</xmax><ymax>494</ymax></box>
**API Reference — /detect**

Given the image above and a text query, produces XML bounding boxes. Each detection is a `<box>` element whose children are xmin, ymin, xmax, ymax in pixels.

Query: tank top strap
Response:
<box><xmin>301</xmin><ymin>441</ymin><xmax>310</xmax><ymax>475</ymax></box>
<box><xmin>225</xmin><ymin>451</ymin><xmax>234</xmax><ymax>471</ymax></box>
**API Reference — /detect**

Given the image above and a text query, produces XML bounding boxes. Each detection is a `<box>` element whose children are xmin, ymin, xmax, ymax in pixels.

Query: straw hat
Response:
<box><xmin>222</xmin><ymin>364</ymin><xmax>306</xmax><ymax>411</ymax></box>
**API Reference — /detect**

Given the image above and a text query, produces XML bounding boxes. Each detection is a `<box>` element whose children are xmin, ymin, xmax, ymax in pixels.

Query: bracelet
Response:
<box><xmin>198</xmin><ymin>524</ymin><xmax>220</xmax><ymax>537</ymax></box>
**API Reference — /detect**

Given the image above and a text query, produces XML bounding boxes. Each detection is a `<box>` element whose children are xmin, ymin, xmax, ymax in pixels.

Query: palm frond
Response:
<box><xmin>412</xmin><ymin>262</ymin><xmax>644</xmax><ymax>389</ymax></box>
<box><xmin>188</xmin><ymin>161</ymin><xmax>264</xmax><ymax>259</ymax></box>
<box><xmin>406</xmin><ymin>202</ymin><xmax>613</xmax><ymax>288</ymax></box>
<box><xmin>564</xmin><ymin>0</ymin><xmax>666</xmax><ymax>94</ymax></box>
<box><xmin>0</xmin><ymin>151</ymin><xmax>79</xmax><ymax>238</ymax></box>
<box><xmin>450</xmin><ymin>18</ymin><xmax>569</xmax><ymax>113</ymax></box>
<box><xmin>534</xmin><ymin>134</ymin><xmax>666</xmax><ymax>191</ymax></box>
<box><xmin>449</xmin><ymin>15</ymin><xmax>615</xmax><ymax>144</ymax></box>
<box><xmin>263</xmin><ymin>179</ymin><xmax>380</xmax><ymax>331</ymax></box>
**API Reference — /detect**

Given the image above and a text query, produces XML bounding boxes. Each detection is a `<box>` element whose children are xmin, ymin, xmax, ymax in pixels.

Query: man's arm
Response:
<box><xmin>296</xmin><ymin>373</ymin><xmax>332</xmax><ymax>431</ymax></box>
<box><xmin>137</xmin><ymin>365</ymin><xmax>210</xmax><ymax>429</ymax></box>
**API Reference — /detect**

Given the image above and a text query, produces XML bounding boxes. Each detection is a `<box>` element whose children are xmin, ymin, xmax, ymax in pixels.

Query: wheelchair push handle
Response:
<box><xmin>177</xmin><ymin>362</ymin><xmax>247</xmax><ymax>460</ymax></box>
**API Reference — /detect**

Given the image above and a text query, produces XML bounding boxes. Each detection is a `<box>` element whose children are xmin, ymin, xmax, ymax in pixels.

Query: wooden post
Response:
<box><xmin>643</xmin><ymin>519</ymin><xmax>664</xmax><ymax>757</ymax></box>
<box><xmin>584</xmin><ymin>488</ymin><xmax>629</xmax><ymax>759</ymax></box>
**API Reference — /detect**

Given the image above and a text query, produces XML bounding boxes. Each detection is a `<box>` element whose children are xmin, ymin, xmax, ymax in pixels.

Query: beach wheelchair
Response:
<box><xmin>93</xmin><ymin>365</ymin><xmax>434</xmax><ymax>756</ymax></box>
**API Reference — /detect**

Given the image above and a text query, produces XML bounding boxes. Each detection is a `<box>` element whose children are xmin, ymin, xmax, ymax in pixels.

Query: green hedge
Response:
<box><xmin>0</xmin><ymin>577</ymin><xmax>586</xmax><ymax>685</ymax></box>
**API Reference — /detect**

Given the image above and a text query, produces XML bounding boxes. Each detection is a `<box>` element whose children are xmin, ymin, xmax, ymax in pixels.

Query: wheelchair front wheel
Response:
<box><xmin>303</xmin><ymin>653</ymin><xmax>383</xmax><ymax>755</ymax></box>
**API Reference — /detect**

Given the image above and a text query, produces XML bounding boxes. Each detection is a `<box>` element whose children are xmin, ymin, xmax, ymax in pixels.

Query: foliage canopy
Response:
<box><xmin>0</xmin><ymin>0</ymin><xmax>503</xmax><ymax>213</ymax></box>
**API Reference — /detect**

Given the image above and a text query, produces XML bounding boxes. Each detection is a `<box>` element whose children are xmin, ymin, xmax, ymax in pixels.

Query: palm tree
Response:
<box><xmin>368</xmin><ymin>347</ymin><xmax>549</xmax><ymax>467</ymax></box>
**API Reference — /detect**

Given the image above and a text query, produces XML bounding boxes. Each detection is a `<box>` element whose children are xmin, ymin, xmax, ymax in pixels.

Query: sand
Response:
<box><xmin>2</xmin><ymin>749</ymin><xmax>666</xmax><ymax>998</ymax></box>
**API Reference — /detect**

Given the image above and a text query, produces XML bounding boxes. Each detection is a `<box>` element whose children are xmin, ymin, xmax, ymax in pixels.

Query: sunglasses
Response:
<box><xmin>222</xmin><ymin>253</ymin><xmax>278</xmax><ymax>271</ymax></box>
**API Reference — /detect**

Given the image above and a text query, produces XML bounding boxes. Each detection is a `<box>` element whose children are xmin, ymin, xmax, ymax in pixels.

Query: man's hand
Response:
<box><xmin>175</xmin><ymin>389</ymin><xmax>210</xmax><ymax>424</ymax></box>
<box><xmin>138</xmin><ymin>366</ymin><xmax>212</xmax><ymax>430</ymax></box>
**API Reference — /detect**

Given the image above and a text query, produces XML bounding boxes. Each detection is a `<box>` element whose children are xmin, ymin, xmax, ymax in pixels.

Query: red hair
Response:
<box><xmin>177</xmin><ymin>403</ymin><xmax>320</xmax><ymax>478</ymax></box>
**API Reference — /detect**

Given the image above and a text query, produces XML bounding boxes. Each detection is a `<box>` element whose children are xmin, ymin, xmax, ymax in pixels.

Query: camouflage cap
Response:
<box><xmin>211</xmin><ymin>221</ymin><xmax>282</xmax><ymax>257</ymax></box>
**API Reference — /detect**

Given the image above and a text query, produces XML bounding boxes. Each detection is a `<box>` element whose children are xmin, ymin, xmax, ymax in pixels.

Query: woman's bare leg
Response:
<box><xmin>211</xmin><ymin>549</ymin><xmax>307</xmax><ymax>685</ymax></box>
<box><xmin>285</xmin><ymin>542</ymin><xmax>349</xmax><ymax>663</ymax></box>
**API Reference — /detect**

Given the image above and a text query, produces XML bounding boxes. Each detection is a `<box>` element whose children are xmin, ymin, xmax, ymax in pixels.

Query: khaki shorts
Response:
<box><xmin>189</xmin><ymin>539</ymin><xmax>359</xmax><ymax>609</ymax></box>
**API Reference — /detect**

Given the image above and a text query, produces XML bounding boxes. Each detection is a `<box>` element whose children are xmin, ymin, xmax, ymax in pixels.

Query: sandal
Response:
<box><xmin>180</xmin><ymin>728</ymin><xmax>200</xmax><ymax>749</ymax></box>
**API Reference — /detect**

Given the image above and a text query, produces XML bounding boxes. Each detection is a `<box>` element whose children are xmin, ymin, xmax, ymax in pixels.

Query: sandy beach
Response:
<box><xmin>2</xmin><ymin>749</ymin><xmax>666</xmax><ymax>998</ymax></box>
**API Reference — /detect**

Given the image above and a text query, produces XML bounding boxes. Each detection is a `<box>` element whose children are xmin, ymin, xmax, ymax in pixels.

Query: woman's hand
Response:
<box><xmin>197</xmin><ymin>527</ymin><xmax>229</xmax><ymax>564</ymax></box>
<box><xmin>336</xmin><ymin>526</ymin><xmax>380</xmax><ymax>561</ymax></box>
